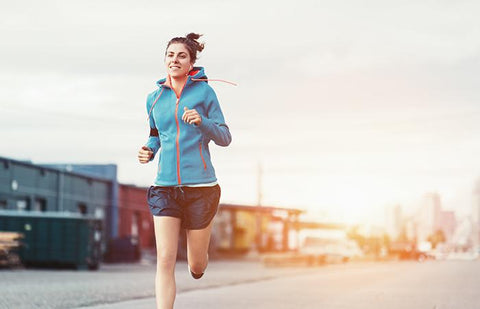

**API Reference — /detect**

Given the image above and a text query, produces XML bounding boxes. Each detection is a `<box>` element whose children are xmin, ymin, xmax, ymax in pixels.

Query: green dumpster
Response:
<box><xmin>0</xmin><ymin>210</ymin><xmax>102</xmax><ymax>270</ymax></box>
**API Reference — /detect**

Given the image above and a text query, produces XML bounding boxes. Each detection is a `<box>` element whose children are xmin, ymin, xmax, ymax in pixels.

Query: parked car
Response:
<box><xmin>300</xmin><ymin>236</ymin><xmax>363</xmax><ymax>265</ymax></box>
<box><xmin>261</xmin><ymin>234</ymin><xmax>363</xmax><ymax>267</ymax></box>
<box><xmin>388</xmin><ymin>242</ymin><xmax>434</xmax><ymax>262</ymax></box>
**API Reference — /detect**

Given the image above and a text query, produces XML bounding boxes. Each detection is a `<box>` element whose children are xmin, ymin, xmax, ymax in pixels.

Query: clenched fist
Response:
<box><xmin>182</xmin><ymin>107</ymin><xmax>202</xmax><ymax>125</ymax></box>
<box><xmin>138</xmin><ymin>146</ymin><xmax>153</xmax><ymax>164</ymax></box>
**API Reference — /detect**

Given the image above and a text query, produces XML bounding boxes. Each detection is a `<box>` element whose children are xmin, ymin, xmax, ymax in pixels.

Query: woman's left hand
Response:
<box><xmin>182</xmin><ymin>107</ymin><xmax>202</xmax><ymax>125</ymax></box>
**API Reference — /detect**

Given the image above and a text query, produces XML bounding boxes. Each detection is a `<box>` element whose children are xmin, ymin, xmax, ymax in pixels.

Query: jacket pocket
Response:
<box><xmin>198</xmin><ymin>143</ymin><xmax>207</xmax><ymax>170</ymax></box>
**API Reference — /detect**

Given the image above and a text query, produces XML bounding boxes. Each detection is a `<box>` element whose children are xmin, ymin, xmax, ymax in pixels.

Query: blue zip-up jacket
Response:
<box><xmin>144</xmin><ymin>67</ymin><xmax>231</xmax><ymax>186</ymax></box>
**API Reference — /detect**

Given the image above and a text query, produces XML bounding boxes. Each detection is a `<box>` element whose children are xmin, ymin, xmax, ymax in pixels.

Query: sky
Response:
<box><xmin>1</xmin><ymin>0</ymin><xmax>480</xmax><ymax>226</ymax></box>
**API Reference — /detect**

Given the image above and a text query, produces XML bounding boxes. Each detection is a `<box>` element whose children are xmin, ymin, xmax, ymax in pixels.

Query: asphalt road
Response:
<box><xmin>0</xmin><ymin>260</ymin><xmax>314</xmax><ymax>309</ymax></box>
<box><xmin>174</xmin><ymin>260</ymin><xmax>480</xmax><ymax>309</ymax></box>
<box><xmin>2</xmin><ymin>259</ymin><xmax>480</xmax><ymax>309</ymax></box>
<box><xmin>86</xmin><ymin>259</ymin><xmax>480</xmax><ymax>309</ymax></box>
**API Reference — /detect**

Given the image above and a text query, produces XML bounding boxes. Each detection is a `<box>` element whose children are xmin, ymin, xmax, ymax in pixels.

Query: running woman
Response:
<box><xmin>137</xmin><ymin>33</ymin><xmax>232</xmax><ymax>309</ymax></box>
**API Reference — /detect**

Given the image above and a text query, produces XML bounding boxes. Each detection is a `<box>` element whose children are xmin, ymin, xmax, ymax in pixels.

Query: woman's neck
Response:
<box><xmin>169</xmin><ymin>75</ymin><xmax>188</xmax><ymax>98</ymax></box>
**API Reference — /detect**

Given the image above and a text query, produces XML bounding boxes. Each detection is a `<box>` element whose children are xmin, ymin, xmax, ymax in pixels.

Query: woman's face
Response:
<box><xmin>165</xmin><ymin>43</ymin><xmax>192</xmax><ymax>78</ymax></box>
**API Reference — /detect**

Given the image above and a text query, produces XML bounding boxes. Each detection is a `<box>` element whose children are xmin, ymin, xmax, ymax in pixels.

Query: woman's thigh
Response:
<box><xmin>186</xmin><ymin>219</ymin><xmax>214</xmax><ymax>260</ymax></box>
<box><xmin>153</xmin><ymin>216</ymin><xmax>182</xmax><ymax>263</ymax></box>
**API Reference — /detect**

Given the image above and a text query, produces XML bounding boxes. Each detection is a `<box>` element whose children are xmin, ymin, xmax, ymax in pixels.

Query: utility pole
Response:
<box><xmin>256</xmin><ymin>161</ymin><xmax>263</xmax><ymax>251</ymax></box>
<box><xmin>257</xmin><ymin>161</ymin><xmax>263</xmax><ymax>206</ymax></box>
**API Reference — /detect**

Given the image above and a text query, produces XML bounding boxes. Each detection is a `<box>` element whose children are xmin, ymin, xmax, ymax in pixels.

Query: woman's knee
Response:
<box><xmin>156</xmin><ymin>250</ymin><xmax>177</xmax><ymax>270</ymax></box>
<box><xmin>188</xmin><ymin>255</ymin><xmax>208</xmax><ymax>274</ymax></box>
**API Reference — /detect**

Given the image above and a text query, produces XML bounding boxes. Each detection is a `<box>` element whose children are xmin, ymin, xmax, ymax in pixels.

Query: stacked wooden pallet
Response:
<box><xmin>0</xmin><ymin>232</ymin><xmax>23</xmax><ymax>267</ymax></box>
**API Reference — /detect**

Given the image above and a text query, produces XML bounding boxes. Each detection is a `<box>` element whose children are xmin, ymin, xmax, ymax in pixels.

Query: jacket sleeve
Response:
<box><xmin>197</xmin><ymin>88</ymin><xmax>232</xmax><ymax>146</ymax></box>
<box><xmin>144</xmin><ymin>93</ymin><xmax>161</xmax><ymax>161</ymax></box>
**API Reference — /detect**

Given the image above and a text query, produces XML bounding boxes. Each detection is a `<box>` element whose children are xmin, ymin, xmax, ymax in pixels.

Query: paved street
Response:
<box><xmin>0</xmin><ymin>259</ymin><xmax>313</xmax><ymax>309</ymax></box>
<box><xmin>2</xmin><ymin>259</ymin><xmax>480</xmax><ymax>309</ymax></box>
<box><xmin>85</xmin><ymin>259</ymin><xmax>480</xmax><ymax>309</ymax></box>
<box><xmin>178</xmin><ymin>260</ymin><xmax>480</xmax><ymax>309</ymax></box>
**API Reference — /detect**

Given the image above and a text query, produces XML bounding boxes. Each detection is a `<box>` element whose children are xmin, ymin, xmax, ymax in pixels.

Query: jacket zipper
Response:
<box><xmin>173</xmin><ymin>79</ymin><xmax>187</xmax><ymax>185</ymax></box>
<box><xmin>199</xmin><ymin>143</ymin><xmax>207</xmax><ymax>170</ymax></box>
<box><xmin>174</xmin><ymin>98</ymin><xmax>181</xmax><ymax>184</ymax></box>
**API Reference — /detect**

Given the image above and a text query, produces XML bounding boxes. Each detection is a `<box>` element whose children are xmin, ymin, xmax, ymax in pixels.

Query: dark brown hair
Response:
<box><xmin>166</xmin><ymin>33</ymin><xmax>205</xmax><ymax>63</ymax></box>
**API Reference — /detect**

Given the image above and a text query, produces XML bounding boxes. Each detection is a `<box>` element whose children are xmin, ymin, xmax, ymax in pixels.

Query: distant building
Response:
<box><xmin>415</xmin><ymin>192</ymin><xmax>442</xmax><ymax>243</ymax></box>
<box><xmin>438</xmin><ymin>210</ymin><xmax>456</xmax><ymax>243</ymax></box>
<box><xmin>0</xmin><ymin>156</ymin><xmax>155</xmax><ymax>262</ymax></box>
<box><xmin>415</xmin><ymin>192</ymin><xmax>456</xmax><ymax>245</ymax></box>
<box><xmin>472</xmin><ymin>178</ymin><xmax>480</xmax><ymax>251</ymax></box>
<box><xmin>385</xmin><ymin>204</ymin><xmax>403</xmax><ymax>240</ymax></box>
<box><xmin>0</xmin><ymin>156</ymin><xmax>306</xmax><ymax>265</ymax></box>
<box><xmin>213</xmin><ymin>204</ymin><xmax>303</xmax><ymax>254</ymax></box>
<box><xmin>404</xmin><ymin>216</ymin><xmax>416</xmax><ymax>242</ymax></box>
<box><xmin>452</xmin><ymin>216</ymin><xmax>473</xmax><ymax>250</ymax></box>
<box><xmin>40</xmin><ymin>163</ymin><xmax>119</xmax><ymax>240</ymax></box>
<box><xmin>0</xmin><ymin>156</ymin><xmax>112</xmax><ymax>257</ymax></box>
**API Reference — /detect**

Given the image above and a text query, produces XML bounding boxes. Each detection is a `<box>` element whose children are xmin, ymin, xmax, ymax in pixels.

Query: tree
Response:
<box><xmin>427</xmin><ymin>229</ymin><xmax>446</xmax><ymax>249</ymax></box>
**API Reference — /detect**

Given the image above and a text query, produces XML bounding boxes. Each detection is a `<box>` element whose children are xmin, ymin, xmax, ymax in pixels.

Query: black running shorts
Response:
<box><xmin>147</xmin><ymin>184</ymin><xmax>221</xmax><ymax>230</ymax></box>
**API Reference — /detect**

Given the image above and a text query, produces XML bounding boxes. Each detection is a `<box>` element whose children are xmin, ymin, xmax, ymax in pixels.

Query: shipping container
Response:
<box><xmin>0</xmin><ymin>210</ymin><xmax>102</xmax><ymax>270</ymax></box>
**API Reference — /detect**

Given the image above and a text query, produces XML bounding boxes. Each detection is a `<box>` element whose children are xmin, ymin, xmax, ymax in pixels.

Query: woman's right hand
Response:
<box><xmin>138</xmin><ymin>146</ymin><xmax>153</xmax><ymax>164</ymax></box>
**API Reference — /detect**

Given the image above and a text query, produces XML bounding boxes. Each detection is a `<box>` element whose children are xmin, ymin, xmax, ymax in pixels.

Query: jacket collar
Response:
<box><xmin>156</xmin><ymin>66</ymin><xmax>207</xmax><ymax>89</ymax></box>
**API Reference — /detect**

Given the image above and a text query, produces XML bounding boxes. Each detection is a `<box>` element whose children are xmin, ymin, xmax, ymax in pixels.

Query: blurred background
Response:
<box><xmin>0</xmin><ymin>0</ymin><xmax>480</xmax><ymax>309</ymax></box>
<box><xmin>1</xmin><ymin>1</ymin><xmax>480</xmax><ymax>307</ymax></box>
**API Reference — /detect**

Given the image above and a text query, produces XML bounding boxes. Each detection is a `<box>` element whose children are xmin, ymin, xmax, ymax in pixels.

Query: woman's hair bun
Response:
<box><xmin>186</xmin><ymin>33</ymin><xmax>204</xmax><ymax>52</ymax></box>
<box><xmin>166</xmin><ymin>33</ymin><xmax>205</xmax><ymax>63</ymax></box>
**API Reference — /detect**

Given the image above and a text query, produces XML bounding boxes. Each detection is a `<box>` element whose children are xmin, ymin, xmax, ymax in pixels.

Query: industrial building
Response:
<box><xmin>0</xmin><ymin>155</ymin><xmax>304</xmax><ymax>267</ymax></box>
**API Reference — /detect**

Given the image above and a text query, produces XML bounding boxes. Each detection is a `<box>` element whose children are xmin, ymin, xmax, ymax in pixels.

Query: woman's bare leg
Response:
<box><xmin>153</xmin><ymin>216</ymin><xmax>181</xmax><ymax>309</ymax></box>
<box><xmin>186</xmin><ymin>220</ymin><xmax>214</xmax><ymax>277</ymax></box>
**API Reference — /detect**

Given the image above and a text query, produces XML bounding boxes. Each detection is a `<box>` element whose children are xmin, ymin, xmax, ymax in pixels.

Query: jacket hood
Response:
<box><xmin>147</xmin><ymin>66</ymin><xmax>237</xmax><ymax>122</ymax></box>
<box><xmin>155</xmin><ymin>67</ymin><xmax>237</xmax><ymax>88</ymax></box>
